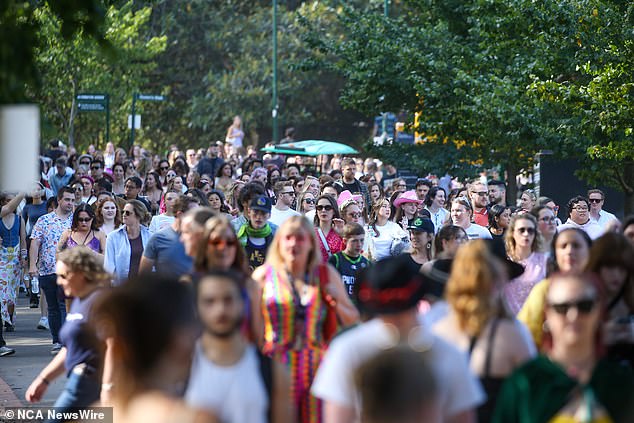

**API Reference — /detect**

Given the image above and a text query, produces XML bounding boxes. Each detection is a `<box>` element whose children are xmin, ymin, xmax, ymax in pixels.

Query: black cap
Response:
<box><xmin>407</xmin><ymin>217</ymin><xmax>435</xmax><ymax>233</ymax></box>
<box><xmin>249</xmin><ymin>195</ymin><xmax>272</xmax><ymax>213</ymax></box>
<box><xmin>355</xmin><ymin>255</ymin><xmax>439</xmax><ymax>315</ymax></box>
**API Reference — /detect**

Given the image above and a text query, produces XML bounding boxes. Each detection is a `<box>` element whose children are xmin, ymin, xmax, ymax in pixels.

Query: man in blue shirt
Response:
<box><xmin>139</xmin><ymin>195</ymin><xmax>200</xmax><ymax>278</ymax></box>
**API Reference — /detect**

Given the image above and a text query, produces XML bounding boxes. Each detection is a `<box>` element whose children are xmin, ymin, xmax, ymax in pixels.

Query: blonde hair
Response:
<box><xmin>446</xmin><ymin>240</ymin><xmax>509</xmax><ymax>337</ymax></box>
<box><xmin>505</xmin><ymin>214</ymin><xmax>543</xmax><ymax>262</ymax></box>
<box><xmin>57</xmin><ymin>246</ymin><xmax>110</xmax><ymax>285</ymax></box>
<box><xmin>265</xmin><ymin>216</ymin><xmax>321</xmax><ymax>276</ymax></box>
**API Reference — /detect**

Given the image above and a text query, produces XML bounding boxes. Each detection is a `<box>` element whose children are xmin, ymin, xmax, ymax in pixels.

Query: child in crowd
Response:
<box><xmin>328</xmin><ymin>223</ymin><xmax>370</xmax><ymax>297</ymax></box>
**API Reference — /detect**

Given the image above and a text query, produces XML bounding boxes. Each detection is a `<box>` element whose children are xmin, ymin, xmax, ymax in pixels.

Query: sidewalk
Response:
<box><xmin>0</xmin><ymin>293</ymin><xmax>64</xmax><ymax>411</ymax></box>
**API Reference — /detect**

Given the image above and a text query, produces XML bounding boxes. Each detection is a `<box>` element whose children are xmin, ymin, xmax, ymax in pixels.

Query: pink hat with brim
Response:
<box><xmin>337</xmin><ymin>190</ymin><xmax>355</xmax><ymax>209</ymax></box>
<box><xmin>393</xmin><ymin>190</ymin><xmax>423</xmax><ymax>208</ymax></box>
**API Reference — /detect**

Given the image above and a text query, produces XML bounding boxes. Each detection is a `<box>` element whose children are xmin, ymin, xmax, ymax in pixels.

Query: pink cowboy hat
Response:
<box><xmin>337</xmin><ymin>190</ymin><xmax>356</xmax><ymax>209</ymax></box>
<box><xmin>393</xmin><ymin>190</ymin><xmax>423</xmax><ymax>208</ymax></box>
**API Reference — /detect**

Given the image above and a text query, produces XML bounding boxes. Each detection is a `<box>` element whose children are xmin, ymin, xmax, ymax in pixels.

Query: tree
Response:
<box><xmin>302</xmin><ymin>0</ymin><xmax>613</xmax><ymax>201</ymax></box>
<box><xmin>33</xmin><ymin>1</ymin><xmax>166</xmax><ymax>150</ymax></box>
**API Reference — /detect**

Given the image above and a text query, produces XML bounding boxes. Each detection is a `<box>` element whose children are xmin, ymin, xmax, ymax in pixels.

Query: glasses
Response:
<box><xmin>548</xmin><ymin>298</ymin><xmax>596</xmax><ymax>315</ymax></box>
<box><xmin>572</xmin><ymin>206</ymin><xmax>589</xmax><ymax>212</ymax></box>
<box><xmin>208</xmin><ymin>238</ymin><xmax>237</xmax><ymax>248</ymax></box>
<box><xmin>77</xmin><ymin>217</ymin><xmax>92</xmax><ymax>223</ymax></box>
<box><xmin>347</xmin><ymin>212</ymin><xmax>362</xmax><ymax>218</ymax></box>
<box><xmin>160</xmin><ymin>166</ymin><xmax>169</xmax><ymax>171</ymax></box>
<box><xmin>79</xmin><ymin>161</ymin><xmax>91</xmax><ymax>166</ymax></box>
<box><xmin>91</xmin><ymin>166</ymin><xmax>100</xmax><ymax>170</ymax></box>
<box><xmin>473</xmin><ymin>191</ymin><xmax>488</xmax><ymax>196</ymax></box>
<box><xmin>516</xmin><ymin>227</ymin><xmax>535</xmax><ymax>235</ymax></box>
<box><xmin>282</xmin><ymin>191</ymin><xmax>296</xmax><ymax>196</ymax></box>
<box><xmin>589</xmin><ymin>198</ymin><xmax>603</xmax><ymax>203</ymax></box>
<box><xmin>73</xmin><ymin>187</ymin><xmax>83</xmax><ymax>192</ymax></box>
<box><xmin>122</xmin><ymin>210</ymin><xmax>135</xmax><ymax>216</ymax></box>
<box><xmin>316</xmin><ymin>205</ymin><xmax>333</xmax><ymax>211</ymax></box>
<box><xmin>539</xmin><ymin>217</ymin><xmax>556</xmax><ymax>223</ymax></box>
<box><xmin>303</xmin><ymin>199</ymin><xmax>315</xmax><ymax>204</ymax></box>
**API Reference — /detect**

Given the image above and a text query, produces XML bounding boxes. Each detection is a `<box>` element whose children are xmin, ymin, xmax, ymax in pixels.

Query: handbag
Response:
<box><xmin>319</xmin><ymin>264</ymin><xmax>338</xmax><ymax>344</ymax></box>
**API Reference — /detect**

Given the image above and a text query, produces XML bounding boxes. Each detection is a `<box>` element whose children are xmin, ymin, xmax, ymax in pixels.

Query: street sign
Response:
<box><xmin>127</xmin><ymin>115</ymin><xmax>141</xmax><ymax>129</ymax></box>
<box><xmin>78</xmin><ymin>103</ymin><xmax>106</xmax><ymax>112</ymax></box>
<box><xmin>75</xmin><ymin>93</ymin><xmax>110</xmax><ymax>142</ymax></box>
<box><xmin>137</xmin><ymin>94</ymin><xmax>164</xmax><ymax>101</ymax></box>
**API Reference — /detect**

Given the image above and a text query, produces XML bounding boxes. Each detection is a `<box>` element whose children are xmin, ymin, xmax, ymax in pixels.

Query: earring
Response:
<box><xmin>542</xmin><ymin>320</ymin><xmax>550</xmax><ymax>333</ymax></box>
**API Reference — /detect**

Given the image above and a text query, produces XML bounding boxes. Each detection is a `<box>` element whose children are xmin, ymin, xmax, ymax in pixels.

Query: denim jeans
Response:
<box><xmin>39</xmin><ymin>274</ymin><xmax>66</xmax><ymax>344</ymax></box>
<box><xmin>47</xmin><ymin>369</ymin><xmax>101</xmax><ymax>423</ymax></box>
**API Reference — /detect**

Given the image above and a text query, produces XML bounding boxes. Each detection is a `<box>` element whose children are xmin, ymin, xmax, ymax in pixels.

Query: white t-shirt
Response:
<box><xmin>368</xmin><ymin>221</ymin><xmax>407</xmax><ymax>261</ymax></box>
<box><xmin>590</xmin><ymin>210</ymin><xmax>618</xmax><ymax>231</ymax></box>
<box><xmin>185</xmin><ymin>342</ymin><xmax>268</xmax><ymax>423</ymax></box>
<box><xmin>311</xmin><ymin>318</ymin><xmax>485</xmax><ymax>421</ymax></box>
<box><xmin>269</xmin><ymin>206</ymin><xmax>300</xmax><ymax>227</ymax></box>
<box><xmin>148</xmin><ymin>214</ymin><xmax>175</xmax><ymax>235</ymax></box>
<box><xmin>465</xmin><ymin>223</ymin><xmax>492</xmax><ymax>240</ymax></box>
<box><xmin>558</xmin><ymin>218</ymin><xmax>604</xmax><ymax>240</ymax></box>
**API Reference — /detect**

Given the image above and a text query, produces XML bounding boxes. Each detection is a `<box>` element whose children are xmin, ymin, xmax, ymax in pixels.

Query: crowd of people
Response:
<box><xmin>0</xmin><ymin>137</ymin><xmax>633</xmax><ymax>423</ymax></box>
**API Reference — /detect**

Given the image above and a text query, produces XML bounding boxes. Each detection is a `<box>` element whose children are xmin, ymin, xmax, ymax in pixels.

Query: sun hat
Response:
<box><xmin>393</xmin><ymin>190</ymin><xmax>423</xmax><ymax>208</ymax></box>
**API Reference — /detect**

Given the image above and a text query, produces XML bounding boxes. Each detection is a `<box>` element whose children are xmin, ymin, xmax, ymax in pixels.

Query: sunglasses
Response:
<box><xmin>160</xmin><ymin>166</ymin><xmax>169</xmax><ymax>171</ymax></box>
<box><xmin>347</xmin><ymin>212</ymin><xmax>362</xmax><ymax>218</ymax></box>
<box><xmin>316</xmin><ymin>205</ymin><xmax>333</xmax><ymax>211</ymax></box>
<box><xmin>80</xmin><ymin>161</ymin><xmax>91</xmax><ymax>166</ymax></box>
<box><xmin>77</xmin><ymin>217</ymin><xmax>92</xmax><ymax>223</ymax></box>
<box><xmin>516</xmin><ymin>227</ymin><xmax>535</xmax><ymax>235</ymax></box>
<box><xmin>122</xmin><ymin>210</ymin><xmax>135</xmax><ymax>216</ymax></box>
<box><xmin>303</xmin><ymin>199</ymin><xmax>315</xmax><ymax>204</ymax></box>
<box><xmin>91</xmin><ymin>166</ymin><xmax>100</xmax><ymax>170</ymax></box>
<box><xmin>548</xmin><ymin>298</ymin><xmax>596</xmax><ymax>315</ymax></box>
<box><xmin>208</xmin><ymin>238</ymin><xmax>237</xmax><ymax>248</ymax></box>
<box><xmin>589</xmin><ymin>198</ymin><xmax>603</xmax><ymax>203</ymax></box>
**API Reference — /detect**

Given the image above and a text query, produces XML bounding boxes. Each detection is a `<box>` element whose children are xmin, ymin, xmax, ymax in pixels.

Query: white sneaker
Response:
<box><xmin>0</xmin><ymin>346</ymin><xmax>16</xmax><ymax>357</ymax></box>
<box><xmin>37</xmin><ymin>317</ymin><xmax>49</xmax><ymax>331</ymax></box>
<box><xmin>51</xmin><ymin>343</ymin><xmax>63</xmax><ymax>355</ymax></box>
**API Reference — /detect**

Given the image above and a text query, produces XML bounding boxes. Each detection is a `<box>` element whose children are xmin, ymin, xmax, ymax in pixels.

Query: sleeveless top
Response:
<box><xmin>66</xmin><ymin>230</ymin><xmax>102</xmax><ymax>253</ymax></box>
<box><xmin>245</xmin><ymin>236</ymin><xmax>273</xmax><ymax>270</ymax></box>
<box><xmin>468</xmin><ymin>318</ymin><xmax>505</xmax><ymax>423</ymax></box>
<box><xmin>0</xmin><ymin>215</ymin><xmax>20</xmax><ymax>248</ymax></box>
<box><xmin>185</xmin><ymin>343</ymin><xmax>268</xmax><ymax>423</ymax></box>
<box><xmin>261</xmin><ymin>265</ymin><xmax>328</xmax><ymax>355</ymax></box>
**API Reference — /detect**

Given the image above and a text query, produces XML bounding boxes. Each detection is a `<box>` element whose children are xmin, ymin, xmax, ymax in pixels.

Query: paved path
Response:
<box><xmin>0</xmin><ymin>294</ymin><xmax>64</xmax><ymax>411</ymax></box>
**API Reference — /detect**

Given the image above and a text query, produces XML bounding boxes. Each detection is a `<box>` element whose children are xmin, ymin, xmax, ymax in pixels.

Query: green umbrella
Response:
<box><xmin>261</xmin><ymin>140</ymin><xmax>358</xmax><ymax>156</ymax></box>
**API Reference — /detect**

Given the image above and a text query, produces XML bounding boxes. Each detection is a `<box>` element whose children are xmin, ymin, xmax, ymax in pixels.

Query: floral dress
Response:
<box><xmin>0</xmin><ymin>215</ymin><xmax>22</xmax><ymax>325</ymax></box>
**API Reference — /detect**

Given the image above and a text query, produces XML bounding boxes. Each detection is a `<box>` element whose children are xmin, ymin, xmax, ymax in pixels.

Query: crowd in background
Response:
<box><xmin>0</xmin><ymin>135</ymin><xmax>633</xmax><ymax>423</ymax></box>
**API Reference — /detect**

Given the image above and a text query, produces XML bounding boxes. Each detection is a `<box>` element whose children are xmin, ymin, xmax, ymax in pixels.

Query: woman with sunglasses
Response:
<box><xmin>504</xmin><ymin>214</ymin><xmax>548</xmax><ymax>314</ymax></box>
<box><xmin>493</xmin><ymin>272</ymin><xmax>634</xmax><ymax>423</ymax></box>
<box><xmin>314</xmin><ymin>195</ymin><xmax>344</xmax><ymax>262</ymax></box>
<box><xmin>531</xmin><ymin>205</ymin><xmax>558</xmax><ymax>252</ymax></box>
<box><xmin>252</xmin><ymin>216</ymin><xmax>358</xmax><ymax>423</ymax></box>
<box><xmin>518</xmin><ymin>228</ymin><xmax>593</xmax><ymax>349</ymax></box>
<box><xmin>58</xmin><ymin>204</ymin><xmax>106</xmax><ymax>255</ymax></box>
<box><xmin>104</xmin><ymin>200</ymin><xmax>151</xmax><ymax>285</ymax></box>
<box><xmin>297</xmin><ymin>190</ymin><xmax>316</xmax><ymax>215</ymax></box>
<box><xmin>25</xmin><ymin>247</ymin><xmax>110</xmax><ymax>417</ymax></box>
<box><xmin>586</xmin><ymin>233</ymin><xmax>634</xmax><ymax>366</ymax></box>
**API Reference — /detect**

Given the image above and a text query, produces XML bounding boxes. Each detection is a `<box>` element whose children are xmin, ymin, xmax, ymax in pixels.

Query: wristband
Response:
<box><xmin>40</xmin><ymin>377</ymin><xmax>50</xmax><ymax>386</ymax></box>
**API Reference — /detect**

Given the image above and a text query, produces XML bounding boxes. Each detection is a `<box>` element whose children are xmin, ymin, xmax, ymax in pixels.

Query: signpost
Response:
<box><xmin>129</xmin><ymin>93</ymin><xmax>165</xmax><ymax>149</ymax></box>
<box><xmin>76</xmin><ymin>93</ymin><xmax>110</xmax><ymax>143</ymax></box>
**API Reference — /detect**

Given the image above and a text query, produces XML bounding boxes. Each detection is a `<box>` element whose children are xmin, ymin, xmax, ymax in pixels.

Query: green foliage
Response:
<box><xmin>32</xmin><ymin>1</ymin><xmax>166</xmax><ymax>150</ymax></box>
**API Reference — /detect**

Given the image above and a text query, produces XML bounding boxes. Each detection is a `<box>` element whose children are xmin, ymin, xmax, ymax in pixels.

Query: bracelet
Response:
<box><xmin>40</xmin><ymin>376</ymin><xmax>50</xmax><ymax>386</ymax></box>
<box><xmin>101</xmin><ymin>383</ymin><xmax>114</xmax><ymax>391</ymax></box>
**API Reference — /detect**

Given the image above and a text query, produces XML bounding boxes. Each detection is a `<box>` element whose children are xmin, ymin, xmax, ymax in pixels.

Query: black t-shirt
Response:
<box><xmin>328</xmin><ymin>252</ymin><xmax>370</xmax><ymax>296</ymax></box>
<box><xmin>59</xmin><ymin>289</ymin><xmax>102</xmax><ymax>375</ymax></box>
<box><xmin>128</xmin><ymin>235</ymin><xmax>143</xmax><ymax>279</ymax></box>
<box><xmin>341</xmin><ymin>179</ymin><xmax>362</xmax><ymax>195</ymax></box>
<box><xmin>245</xmin><ymin>235</ymin><xmax>273</xmax><ymax>270</ymax></box>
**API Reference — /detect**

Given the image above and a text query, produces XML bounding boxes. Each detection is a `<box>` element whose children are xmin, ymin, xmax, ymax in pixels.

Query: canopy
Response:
<box><xmin>260</xmin><ymin>140</ymin><xmax>358</xmax><ymax>156</ymax></box>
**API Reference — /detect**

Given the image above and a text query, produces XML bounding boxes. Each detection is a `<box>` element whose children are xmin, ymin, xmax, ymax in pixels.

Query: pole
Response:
<box><xmin>384</xmin><ymin>0</ymin><xmax>388</xmax><ymax>16</ymax></box>
<box><xmin>105</xmin><ymin>94</ymin><xmax>110</xmax><ymax>144</ymax></box>
<box><xmin>272</xmin><ymin>0</ymin><xmax>279</xmax><ymax>143</ymax></box>
<box><xmin>130</xmin><ymin>93</ymin><xmax>137</xmax><ymax>151</ymax></box>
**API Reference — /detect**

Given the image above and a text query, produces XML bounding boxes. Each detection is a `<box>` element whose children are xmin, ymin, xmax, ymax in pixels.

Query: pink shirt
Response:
<box><xmin>316</xmin><ymin>228</ymin><xmax>343</xmax><ymax>263</ymax></box>
<box><xmin>504</xmin><ymin>252</ymin><xmax>549</xmax><ymax>314</ymax></box>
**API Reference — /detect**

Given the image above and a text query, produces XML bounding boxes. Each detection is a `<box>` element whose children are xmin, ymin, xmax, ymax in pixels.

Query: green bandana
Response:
<box><xmin>237</xmin><ymin>223</ymin><xmax>272</xmax><ymax>246</ymax></box>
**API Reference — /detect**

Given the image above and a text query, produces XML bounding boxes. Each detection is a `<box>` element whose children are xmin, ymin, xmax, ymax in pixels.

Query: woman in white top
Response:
<box><xmin>450</xmin><ymin>197</ymin><xmax>491</xmax><ymax>240</ymax></box>
<box><xmin>367</xmin><ymin>198</ymin><xmax>409</xmax><ymax>261</ymax></box>
<box><xmin>225</xmin><ymin>116</ymin><xmax>245</xmax><ymax>154</ymax></box>
<box><xmin>424</xmin><ymin>186</ymin><xmax>450</xmax><ymax>234</ymax></box>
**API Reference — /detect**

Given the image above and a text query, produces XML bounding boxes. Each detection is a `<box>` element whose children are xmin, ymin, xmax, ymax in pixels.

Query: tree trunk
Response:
<box><xmin>505</xmin><ymin>161</ymin><xmax>518</xmax><ymax>207</ymax></box>
<box><xmin>622</xmin><ymin>163</ymin><xmax>634</xmax><ymax>216</ymax></box>
<box><xmin>67</xmin><ymin>76</ymin><xmax>78</xmax><ymax>148</ymax></box>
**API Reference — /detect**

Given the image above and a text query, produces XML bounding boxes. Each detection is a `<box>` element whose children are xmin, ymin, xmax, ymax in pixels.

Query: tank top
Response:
<box><xmin>0</xmin><ymin>215</ymin><xmax>20</xmax><ymax>248</ymax></box>
<box><xmin>185</xmin><ymin>343</ymin><xmax>268</xmax><ymax>423</ymax></box>
<box><xmin>66</xmin><ymin>231</ymin><xmax>102</xmax><ymax>253</ymax></box>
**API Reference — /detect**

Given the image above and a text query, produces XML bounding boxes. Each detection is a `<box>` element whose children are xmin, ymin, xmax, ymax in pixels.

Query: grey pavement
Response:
<box><xmin>1</xmin><ymin>293</ymin><xmax>64</xmax><ymax>409</ymax></box>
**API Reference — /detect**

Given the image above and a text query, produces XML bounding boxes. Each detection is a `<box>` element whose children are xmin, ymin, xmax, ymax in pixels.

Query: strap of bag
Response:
<box><xmin>317</xmin><ymin>228</ymin><xmax>332</xmax><ymax>257</ymax></box>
